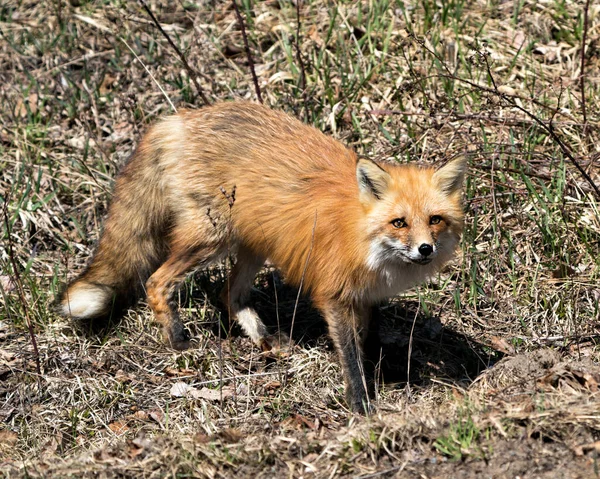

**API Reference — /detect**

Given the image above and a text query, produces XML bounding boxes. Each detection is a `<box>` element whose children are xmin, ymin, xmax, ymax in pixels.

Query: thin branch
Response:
<box><xmin>138</xmin><ymin>0</ymin><xmax>210</xmax><ymax>106</ymax></box>
<box><xmin>120</xmin><ymin>37</ymin><xmax>178</xmax><ymax>112</ymax></box>
<box><xmin>399</xmin><ymin>34</ymin><xmax>573</xmax><ymax>121</ymax></box>
<box><xmin>368</xmin><ymin>109</ymin><xmax>593</xmax><ymax>128</ymax></box>
<box><xmin>482</xmin><ymin>55</ymin><xmax>600</xmax><ymax>200</ymax></box>
<box><xmin>580</xmin><ymin>0</ymin><xmax>591</xmax><ymax>140</ymax></box>
<box><xmin>2</xmin><ymin>197</ymin><xmax>42</xmax><ymax>377</ymax></box>
<box><xmin>405</xmin><ymin>301</ymin><xmax>420</xmax><ymax>399</ymax></box>
<box><xmin>295</xmin><ymin>0</ymin><xmax>308</xmax><ymax>121</ymax></box>
<box><xmin>232</xmin><ymin>0</ymin><xmax>263</xmax><ymax>103</ymax></box>
<box><xmin>405</xmin><ymin>34</ymin><xmax>600</xmax><ymax>200</ymax></box>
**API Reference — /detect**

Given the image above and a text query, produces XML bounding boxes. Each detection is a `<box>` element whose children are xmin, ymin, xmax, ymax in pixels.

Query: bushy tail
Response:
<box><xmin>59</xmin><ymin>129</ymin><xmax>172</xmax><ymax>321</ymax></box>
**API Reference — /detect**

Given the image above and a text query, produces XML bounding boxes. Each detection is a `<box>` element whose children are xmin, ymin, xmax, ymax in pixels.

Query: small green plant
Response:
<box><xmin>434</xmin><ymin>411</ymin><xmax>487</xmax><ymax>461</ymax></box>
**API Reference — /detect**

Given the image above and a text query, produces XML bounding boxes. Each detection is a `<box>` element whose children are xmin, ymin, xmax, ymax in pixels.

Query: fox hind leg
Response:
<box><xmin>146</xmin><ymin>243</ymin><xmax>221</xmax><ymax>350</ymax></box>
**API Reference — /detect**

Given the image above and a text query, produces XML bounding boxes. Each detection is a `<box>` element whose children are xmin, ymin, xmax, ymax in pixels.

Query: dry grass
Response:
<box><xmin>1</xmin><ymin>0</ymin><xmax>600</xmax><ymax>477</ymax></box>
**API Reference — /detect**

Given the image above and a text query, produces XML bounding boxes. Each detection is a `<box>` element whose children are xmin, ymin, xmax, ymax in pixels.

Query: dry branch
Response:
<box><xmin>232</xmin><ymin>0</ymin><xmax>263</xmax><ymax>104</ymax></box>
<box><xmin>138</xmin><ymin>0</ymin><xmax>210</xmax><ymax>105</ymax></box>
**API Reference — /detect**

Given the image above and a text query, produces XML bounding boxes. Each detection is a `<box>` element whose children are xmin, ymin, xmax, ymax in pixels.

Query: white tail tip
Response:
<box><xmin>60</xmin><ymin>283</ymin><xmax>112</xmax><ymax>319</ymax></box>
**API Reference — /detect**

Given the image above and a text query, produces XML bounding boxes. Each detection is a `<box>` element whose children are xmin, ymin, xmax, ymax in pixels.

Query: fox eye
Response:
<box><xmin>391</xmin><ymin>218</ymin><xmax>407</xmax><ymax>228</ymax></box>
<box><xmin>430</xmin><ymin>215</ymin><xmax>443</xmax><ymax>225</ymax></box>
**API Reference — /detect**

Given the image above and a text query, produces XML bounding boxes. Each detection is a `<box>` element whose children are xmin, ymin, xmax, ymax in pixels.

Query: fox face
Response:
<box><xmin>357</xmin><ymin>158</ymin><xmax>465</xmax><ymax>272</ymax></box>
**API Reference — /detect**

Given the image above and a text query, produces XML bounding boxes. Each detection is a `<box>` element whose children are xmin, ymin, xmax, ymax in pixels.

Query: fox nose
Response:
<box><xmin>418</xmin><ymin>243</ymin><xmax>434</xmax><ymax>257</ymax></box>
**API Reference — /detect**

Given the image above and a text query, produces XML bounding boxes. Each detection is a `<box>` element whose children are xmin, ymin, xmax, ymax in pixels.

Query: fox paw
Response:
<box><xmin>260</xmin><ymin>333</ymin><xmax>292</xmax><ymax>357</ymax></box>
<box><xmin>164</xmin><ymin>323</ymin><xmax>192</xmax><ymax>351</ymax></box>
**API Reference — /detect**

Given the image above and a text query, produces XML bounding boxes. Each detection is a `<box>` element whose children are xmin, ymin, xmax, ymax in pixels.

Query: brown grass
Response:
<box><xmin>1</xmin><ymin>0</ymin><xmax>599</xmax><ymax>477</ymax></box>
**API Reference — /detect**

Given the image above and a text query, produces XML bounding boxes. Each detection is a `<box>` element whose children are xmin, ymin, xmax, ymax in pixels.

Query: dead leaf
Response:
<box><xmin>551</xmin><ymin>263</ymin><xmax>576</xmax><ymax>280</ymax></box>
<box><xmin>98</xmin><ymin>74</ymin><xmax>116</xmax><ymax>95</ymax></box>
<box><xmin>191</xmin><ymin>386</ymin><xmax>234</xmax><ymax>401</ymax></box>
<box><xmin>193</xmin><ymin>433</ymin><xmax>211</xmax><ymax>444</ymax></box>
<box><xmin>41</xmin><ymin>433</ymin><xmax>61</xmax><ymax>458</ymax></box>
<box><xmin>0</xmin><ymin>349</ymin><xmax>16</xmax><ymax>362</ymax></box>
<box><xmin>164</xmin><ymin>367</ymin><xmax>196</xmax><ymax>377</ymax></box>
<box><xmin>264</xmin><ymin>380</ymin><xmax>282</xmax><ymax>391</ymax></box>
<box><xmin>170</xmin><ymin>381</ymin><xmax>191</xmax><ymax>397</ymax></box>
<box><xmin>108</xmin><ymin>421</ymin><xmax>129</xmax><ymax>435</ymax></box>
<box><xmin>115</xmin><ymin>370</ymin><xmax>133</xmax><ymax>383</ymax></box>
<box><xmin>511</xmin><ymin>30</ymin><xmax>526</xmax><ymax>49</ymax></box>
<box><xmin>490</xmin><ymin>336</ymin><xmax>516</xmax><ymax>355</ymax></box>
<box><xmin>131</xmin><ymin>410</ymin><xmax>149</xmax><ymax>421</ymax></box>
<box><xmin>0</xmin><ymin>275</ymin><xmax>15</xmax><ymax>292</ymax></box>
<box><xmin>93</xmin><ymin>448</ymin><xmax>113</xmax><ymax>462</ymax></box>
<box><xmin>171</xmin><ymin>381</ymin><xmax>234</xmax><ymax>401</ymax></box>
<box><xmin>126</xmin><ymin>436</ymin><xmax>151</xmax><ymax>458</ymax></box>
<box><xmin>574</xmin><ymin>441</ymin><xmax>600</xmax><ymax>456</ymax></box>
<box><xmin>104</xmin><ymin>121</ymin><xmax>133</xmax><ymax>143</ymax></box>
<box><xmin>131</xmin><ymin>435</ymin><xmax>151</xmax><ymax>450</ymax></box>
<box><xmin>498</xmin><ymin>85</ymin><xmax>517</xmax><ymax>96</ymax></box>
<box><xmin>307</xmin><ymin>25</ymin><xmax>323</xmax><ymax>46</ymax></box>
<box><xmin>0</xmin><ymin>430</ymin><xmax>17</xmax><ymax>446</ymax></box>
<box><xmin>0</xmin><ymin>407</ymin><xmax>15</xmax><ymax>422</ymax></box>
<box><xmin>223</xmin><ymin>44</ymin><xmax>243</xmax><ymax>58</ymax></box>
<box><xmin>148</xmin><ymin>409</ymin><xmax>164</xmax><ymax>425</ymax></box>
<box><xmin>571</xmin><ymin>370</ymin><xmax>599</xmax><ymax>392</ymax></box>
<box><xmin>66</xmin><ymin>136</ymin><xmax>95</xmax><ymax>150</ymax></box>
<box><xmin>217</xmin><ymin>428</ymin><xmax>244</xmax><ymax>443</ymax></box>
<box><xmin>281</xmin><ymin>414</ymin><xmax>317</xmax><ymax>431</ymax></box>
<box><xmin>14</xmin><ymin>93</ymin><xmax>38</xmax><ymax>117</ymax></box>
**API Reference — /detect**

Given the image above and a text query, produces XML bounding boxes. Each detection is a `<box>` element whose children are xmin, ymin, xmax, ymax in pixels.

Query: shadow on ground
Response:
<box><xmin>195</xmin><ymin>268</ymin><xmax>504</xmax><ymax>390</ymax></box>
<box><xmin>69</xmin><ymin>266</ymin><xmax>502</xmax><ymax>390</ymax></box>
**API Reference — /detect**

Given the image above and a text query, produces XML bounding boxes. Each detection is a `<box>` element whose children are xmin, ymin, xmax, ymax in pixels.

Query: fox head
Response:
<box><xmin>356</xmin><ymin>157</ymin><xmax>466</xmax><ymax>269</ymax></box>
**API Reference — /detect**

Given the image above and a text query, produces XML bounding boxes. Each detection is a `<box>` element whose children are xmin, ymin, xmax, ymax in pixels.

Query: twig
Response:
<box><xmin>405</xmin><ymin>301</ymin><xmax>420</xmax><ymax>399</ymax></box>
<box><xmin>120</xmin><ymin>37</ymin><xmax>177</xmax><ymax>112</ymax></box>
<box><xmin>71</xmin><ymin>11</ymin><xmax>178</xmax><ymax>112</ymax></box>
<box><xmin>138</xmin><ymin>0</ymin><xmax>210</xmax><ymax>106</ymax></box>
<box><xmin>357</xmin><ymin>464</ymin><xmax>407</xmax><ymax>479</ymax></box>
<box><xmin>398</xmin><ymin>35</ymin><xmax>574</xmax><ymax>121</ymax></box>
<box><xmin>232</xmin><ymin>0</ymin><xmax>263</xmax><ymax>103</ymax></box>
<box><xmin>1</xmin><ymin>197</ymin><xmax>42</xmax><ymax>377</ymax></box>
<box><xmin>295</xmin><ymin>0</ymin><xmax>308</xmax><ymax>121</ymax></box>
<box><xmin>368</xmin><ymin>109</ymin><xmax>593</xmax><ymax>128</ymax></box>
<box><xmin>580</xmin><ymin>0</ymin><xmax>591</xmax><ymax>140</ymax></box>
<box><xmin>482</xmin><ymin>56</ymin><xmax>600</xmax><ymax>200</ymax></box>
<box><xmin>406</xmin><ymin>34</ymin><xmax>600</xmax><ymax>200</ymax></box>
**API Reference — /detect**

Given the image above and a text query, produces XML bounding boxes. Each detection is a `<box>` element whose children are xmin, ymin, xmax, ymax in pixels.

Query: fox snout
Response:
<box><xmin>418</xmin><ymin>243</ymin><xmax>434</xmax><ymax>256</ymax></box>
<box><xmin>417</xmin><ymin>242</ymin><xmax>435</xmax><ymax>260</ymax></box>
<box><xmin>405</xmin><ymin>241</ymin><xmax>437</xmax><ymax>264</ymax></box>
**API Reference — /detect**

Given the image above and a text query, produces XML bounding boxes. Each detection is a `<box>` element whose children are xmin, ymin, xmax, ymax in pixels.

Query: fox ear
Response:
<box><xmin>433</xmin><ymin>156</ymin><xmax>467</xmax><ymax>195</ymax></box>
<box><xmin>356</xmin><ymin>158</ymin><xmax>391</xmax><ymax>201</ymax></box>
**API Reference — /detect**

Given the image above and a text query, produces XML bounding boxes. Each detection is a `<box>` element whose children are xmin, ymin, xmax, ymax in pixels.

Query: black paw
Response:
<box><xmin>165</xmin><ymin>323</ymin><xmax>192</xmax><ymax>351</ymax></box>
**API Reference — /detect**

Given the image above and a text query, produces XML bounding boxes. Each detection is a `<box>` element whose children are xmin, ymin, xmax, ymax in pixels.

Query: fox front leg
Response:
<box><xmin>320</xmin><ymin>302</ymin><xmax>373</xmax><ymax>413</ymax></box>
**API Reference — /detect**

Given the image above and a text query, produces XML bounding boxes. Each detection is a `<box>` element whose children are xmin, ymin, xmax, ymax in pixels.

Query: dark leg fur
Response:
<box><xmin>320</xmin><ymin>303</ymin><xmax>372</xmax><ymax>413</ymax></box>
<box><xmin>146</xmin><ymin>244</ymin><xmax>220</xmax><ymax>350</ymax></box>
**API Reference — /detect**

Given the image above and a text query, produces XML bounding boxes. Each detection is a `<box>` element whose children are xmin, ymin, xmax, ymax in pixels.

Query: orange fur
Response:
<box><xmin>60</xmin><ymin>102</ymin><xmax>466</xmax><ymax>412</ymax></box>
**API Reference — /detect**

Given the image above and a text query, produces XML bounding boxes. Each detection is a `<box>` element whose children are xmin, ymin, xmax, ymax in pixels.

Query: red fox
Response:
<box><xmin>60</xmin><ymin>102</ymin><xmax>466</xmax><ymax>412</ymax></box>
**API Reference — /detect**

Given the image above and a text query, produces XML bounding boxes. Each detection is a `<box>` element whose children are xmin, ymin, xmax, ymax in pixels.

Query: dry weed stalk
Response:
<box><xmin>1</xmin><ymin>197</ymin><xmax>41</xmax><ymax>377</ymax></box>
<box><xmin>295</xmin><ymin>0</ymin><xmax>308</xmax><ymax>121</ymax></box>
<box><xmin>138</xmin><ymin>0</ymin><xmax>210</xmax><ymax>105</ymax></box>
<box><xmin>232</xmin><ymin>0</ymin><xmax>263</xmax><ymax>103</ymax></box>
<box><xmin>579</xmin><ymin>0</ymin><xmax>591</xmax><ymax>139</ymax></box>
<box><xmin>397</xmin><ymin>33</ymin><xmax>600</xmax><ymax>201</ymax></box>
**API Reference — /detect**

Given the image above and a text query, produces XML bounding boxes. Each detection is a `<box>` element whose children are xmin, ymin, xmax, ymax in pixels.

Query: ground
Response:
<box><xmin>1</xmin><ymin>0</ymin><xmax>599</xmax><ymax>477</ymax></box>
